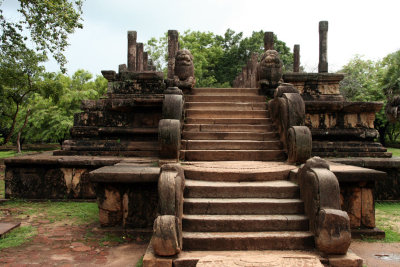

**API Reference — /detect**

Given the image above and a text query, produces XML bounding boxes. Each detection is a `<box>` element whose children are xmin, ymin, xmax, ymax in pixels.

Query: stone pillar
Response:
<box><xmin>293</xmin><ymin>44</ymin><xmax>300</xmax><ymax>73</ymax></box>
<box><xmin>246</xmin><ymin>61</ymin><xmax>252</xmax><ymax>88</ymax></box>
<box><xmin>242</xmin><ymin>67</ymin><xmax>247</xmax><ymax>88</ymax></box>
<box><xmin>143</xmin><ymin>52</ymin><xmax>148</xmax><ymax>72</ymax></box>
<box><xmin>136</xmin><ymin>43</ymin><xmax>144</xmax><ymax>71</ymax></box>
<box><xmin>168</xmin><ymin>30</ymin><xmax>179</xmax><ymax>80</ymax></box>
<box><xmin>318</xmin><ymin>21</ymin><xmax>328</xmax><ymax>73</ymax></box>
<box><xmin>250</xmin><ymin>53</ymin><xmax>258</xmax><ymax>88</ymax></box>
<box><xmin>119</xmin><ymin>64</ymin><xmax>127</xmax><ymax>73</ymax></box>
<box><xmin>264</xmin><ymin>32</ymin><xmax>274</xmax><ymax>51</ymax></box>
<box><xmin>127</xmin><ymin>31</ymin><xmax>137</xmax><ymax>71</ymax></box>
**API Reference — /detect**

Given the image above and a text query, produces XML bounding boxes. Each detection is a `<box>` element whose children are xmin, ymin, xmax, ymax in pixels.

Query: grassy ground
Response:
<box><xmin>387</xmin><ymin>147</ymin><xmax>400</xmax><ymax>157</ymax></box>
<box><xmin>0</xmin><ymin>201</ymin><xmax>99</xmax><ymax>250</ymax></box>
<box><xmin>0</xmin><ymin>179</ymin><xmax>4</xmax><ymax>198</ymax></box>
<box><xmin>375</xmin><ymin>202</ymin><xmax>400</xmax><ymax>242</ymax></box>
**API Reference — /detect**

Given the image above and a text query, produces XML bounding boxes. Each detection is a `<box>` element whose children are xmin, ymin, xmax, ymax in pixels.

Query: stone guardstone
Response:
<box><xmin>196</xmin><ymin>255</ymin><xmax>323</xmax><ymax>267</ymax></box>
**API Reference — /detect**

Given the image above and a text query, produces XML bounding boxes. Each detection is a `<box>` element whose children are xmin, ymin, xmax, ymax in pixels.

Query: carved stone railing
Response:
<box><xmin>151</xmin><ymin>164</ymin><xmax>185</xmax><ymax>256</ymax></box>
<box><xmin>269</xmin><ymin>83</ymin><xmax>312</xmax><ymax>163</ymax></box>
<box><xmin>297</xmin><ymin>157</ymin><xmax>351</xmax><ymax>254</ymax></box>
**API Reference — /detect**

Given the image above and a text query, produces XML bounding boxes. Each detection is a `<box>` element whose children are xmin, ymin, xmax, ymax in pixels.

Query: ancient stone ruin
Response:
<box><xmin>5</xmin><ymin>22</ymin><xmax>395</xmax><ymax>266</ymax></box>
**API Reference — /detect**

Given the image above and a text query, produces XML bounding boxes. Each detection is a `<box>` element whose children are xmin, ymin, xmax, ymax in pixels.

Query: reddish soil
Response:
<box><xmin>0</xmin><ymin>219</ymin><xmax>149</xmax><ymax>266</ymax></box>
<box><xmin>350</xmin><ymin>241</ymin><xmax>400</xmax><ymax>267</ymax></box>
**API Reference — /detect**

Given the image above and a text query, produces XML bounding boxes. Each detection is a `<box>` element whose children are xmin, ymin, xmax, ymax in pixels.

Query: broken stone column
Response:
<box><xmin>127</xmin><ymin>31</ymin><xmax>137</xmax><ymax>71</ymax></box>
<box><xmin>119</xmin><ymin>64</ymin><xmax>127</xmax><ymax>73</ymax></box>
<box><xmin>250</xmin><ymin>53</ymin><xmax>258</xmax><ymax>88</ymax></box>
<box><xmin>264</xmin><ymin>32</ymin><xmax>274</xmax><ymax>51</ymax></box>
<box><xmin>168</xmin><ymin>30</ymin><xmax>179</xmax><ymax>80</ymax></box>
<box><xmin>293</xmin><ymin>44</ymin><xmax>300</xmax><ymax>73</ymax></box>
<box><xmin>318</xmin><ymin>21</ymin><xmax>328</xmax><ymax>73</ymax></box>
<box><xmin>136</xmin><ymin>43</ymin><xmax>144</xmax><ymax>71</ymax></box>
<box><xmin>143</xmin><ymin>52</ymin><xmax>148</xmax><ymax>72</ymax></box>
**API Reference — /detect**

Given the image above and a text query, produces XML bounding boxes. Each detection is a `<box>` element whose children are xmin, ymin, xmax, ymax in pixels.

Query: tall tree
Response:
<box><xmin>0</xmin><ymin>0</ymin><xmax>84</xmax><ymax>72</ymax></box>
<box><xmin>145</xmin><ymin>29</ymin><xmax>293</xmax><ymax>88</ymax></box>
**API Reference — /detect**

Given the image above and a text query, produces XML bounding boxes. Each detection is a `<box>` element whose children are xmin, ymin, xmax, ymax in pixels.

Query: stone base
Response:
<box><xmin>143</xmin><ymin>242</ymin><xmax>364</xmax><ymax>267</ymax></box>
<box><xmin>351</xmin><ymin>227</ymin><xmax>385</xmax><ymax>240</ymax></box>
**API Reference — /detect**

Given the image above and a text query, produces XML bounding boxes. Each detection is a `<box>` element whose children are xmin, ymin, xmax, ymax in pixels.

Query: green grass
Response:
<box><xmin>1</xmin><ymin>200</ymin><xmax>99</xmax><ymax>225</ymax></box>
<box><xmin>387</xmin><ymin>147</ymin><xmax>400</xmax><ymax>157</ymax></box>
<box><xmin>374</xmin><ymin>202</ymin><xmax>400</xmax><ymax>242</ymax></box>
<box><xmin>136</xmin><ymin>256</ymin><xmax>143</xmax><ymax>267</ymax></box>
<box><xmin>0</xmin><ymin>151</ymin><xmax>19</xmax><ymax>159</ymax></box>
<box><xmin>0</xmin><ymin>225</ymin><xmax>37</xmax><ymax>250</ymax></box>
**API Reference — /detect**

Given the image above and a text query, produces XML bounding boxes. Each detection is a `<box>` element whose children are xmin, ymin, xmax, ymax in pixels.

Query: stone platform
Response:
<box><xmin>143</xmin><ymin>241</ymin><xmax>363</xmax><ymax>267</ymax></box>
<box><xmin>4</xmin><ymin>152</ymin><xmax>158</xmax><ymax>199</ymax></box>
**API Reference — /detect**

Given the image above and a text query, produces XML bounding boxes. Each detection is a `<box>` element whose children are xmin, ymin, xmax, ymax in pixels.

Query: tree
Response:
<box><xmin>145</xmin><ymin>29</ymin><xmax>293</xmax><ymax>87</ymax></box>
<box><xmin>0</xmin><ymin>0</ymin><xmax>83</xmax><ymax>72</ymax></box>
<box><xmin>0</xmin><ymin>48</ymin><xmax>46</xmax><ymax>145</ymax></box>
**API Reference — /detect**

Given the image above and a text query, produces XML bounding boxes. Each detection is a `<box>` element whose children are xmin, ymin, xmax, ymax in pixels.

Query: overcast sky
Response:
<box><xmin>2</xmin><ymin>0</ymin><xmax>400</xmax><ymax>77</ymax></box>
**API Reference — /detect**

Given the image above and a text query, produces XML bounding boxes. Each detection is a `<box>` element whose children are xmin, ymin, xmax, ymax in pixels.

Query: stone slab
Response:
<box><xmin>0</xmin><ymin>222</ymin><xmax>21</xmax><ymax>237</ymax></box>
<box><xmin>351</xmin><ymin>227</ymin><xmax>385</xmax><ymax>240</ymax></box>
<box><xmin>89</xmin><ymin>165</ymin><xmax>160</xmax><ymax>183</ymax></box>
<box><xmin>328</xmin><ymin>249</ymin><xmax>363</xmax><ymax>267</ymax></box>
<box><xmin>290</xmin><ymin>162</ymin><xmax>386</xmax><ymax>183</ymax></box>
<box><xmin>196</xmin><ymin>254</ymin><xmax>323</xmax><ymax>267</ymax></box>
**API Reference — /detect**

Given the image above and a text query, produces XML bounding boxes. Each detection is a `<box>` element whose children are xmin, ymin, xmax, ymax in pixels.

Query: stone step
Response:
<box><xmin>185</xmin><ymin>95</ymin><xmax>266</xmax><ymax>103</ymax></box>
<box><xmin>181</xmin><ymin>150</ymin><xmax>285</xmax><ymax>161</ymax></box>
<box><xmin>186</xmin><ymin>110</ymin><xmax>268</xmax><ymax>119</ymax></box>
<box><xmin>183</xmin><ymin>214</ymin><xmax>309</xmax><ymax>232</ymax></box>
<box><xmin>170</xmin><ymin>250</ymin><xmax>325</xmax><ymax>267</ymax></box>
<box><xmin>186</xmin><ymin>102</ymin><xmax>267</xmax><ymax>110</ymax></box>
<box><xmin>53</xmin><ymin>150</ymin><xmax>159</xmax><ymax>157</ymax></box>
<box><xmin>184</xmin><ymin>179</ymin><xmax>299</xmax><ymax>198</ymax></box>
<box><xmin>186</xmin><ymin>118</ymin><xmax>271</xmax><ymax>125</ymax></box>
<box><xmin>181</xmin><ymin>140</ymin><xmax>282</xmax><ymax>150</ymax></box>
<box><xmin>184</xmin><ymin>198</ymin><xmax>304</xmax><ymax>215</ymax></box>
<box><xmin>183</xmin><ymin>162</ymin><xmax>296</xmax><ymax>182</ymax></box>
<box><xmin>183</xmin><ymin>124</ymin><xmax>274</xmax><ymax>133</ymax></box>
<box><xmin>62</xmin><ymin>140</ymin><xmax>158</xmax><ymax>151</ymax></box>
<box><xmin>182</xmin><ymin>132</ymin><xmax>279</xmax><ymax>141</ymax></box>
<box><xmin>191</xmin><ymin>88</ymin><xmax>260</xmax><ymax>95</ymax></box>
<box><xmin>182</xmin><ymin>231</ymin><xmax>314</xmax><ymax>250</ymax></box>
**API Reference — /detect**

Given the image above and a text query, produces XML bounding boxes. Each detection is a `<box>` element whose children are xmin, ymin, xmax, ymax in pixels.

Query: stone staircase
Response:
<box><xmin>179</xmin><ymin>161</ymin><xmax>314</xmax><ymax>257</ymax></box>
<box><xmin>180</xmin><ymin>88</ymin><xmax>285</xmax><ymax>161</ymax></box>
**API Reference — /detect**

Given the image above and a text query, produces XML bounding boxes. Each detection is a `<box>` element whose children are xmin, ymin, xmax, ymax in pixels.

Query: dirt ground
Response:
<box><xmin>350</xmin><ymin>241</ymin><xmax>400</xmax><ymax>267</ymax></box>
<box><xmin>0</xmin><ymin>220</ymin><xmax>149</xmax><ymax>266</ymax></box>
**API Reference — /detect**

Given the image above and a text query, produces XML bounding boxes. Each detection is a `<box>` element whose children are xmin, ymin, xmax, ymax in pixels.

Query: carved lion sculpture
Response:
<box><xmin>258</xmin><ymin>50</ymin><xmax>283</xmax><ymax>90</ymax></box>
<box><xmin>386</xmin><ymin>96</ymin><xmax>400</xmax><ymax>123</ymax></box>
<box><xmin>174</xmin><ymin>50</ymin><xmax>196</xmax><ymax>90</ymax></box>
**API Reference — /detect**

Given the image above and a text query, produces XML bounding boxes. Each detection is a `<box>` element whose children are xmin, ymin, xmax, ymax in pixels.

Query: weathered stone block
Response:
<box><xmin>152</xmin><ymin>215</ymin><xmax>180</xmax><ymax>256</ymax></box>
<box><xmin>316</xmin><ymin>209</ymin><xmax>351</xmax><ymax>255</ymax></box>
<box><xmin>361</xmin><ymin>187</ymin><xmax>375</xmax><ymax>228</ymax></box>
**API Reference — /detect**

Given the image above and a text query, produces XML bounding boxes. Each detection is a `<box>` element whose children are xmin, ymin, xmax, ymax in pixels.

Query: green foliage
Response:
<box><xmin>0</xmin><ymin>225</ymin><xmax>37</xmax><ymax>250</ymax></box>
<box><xmin>387</xmin><ymin>147</ymin><xmax>400</xmax><ymax>157</ymax></box>
<box><xmin>0</xmin><ymin>0</ymin><xmax>83</xmax><ymax>72</ymax></box>
<box><xmin>146</xmin><ymin>29</ymin><xmax>293</xmax><ymax>88</ymax></box>
<box><xmin>19</xmin><ymin>70</ymin><xmax>107</xmax><ymax>143</ymax></box>
<box><xmin>381</xmin><ymin>50</ymin><xmax>400</xmax><ymax>97</ymax></box>
<box><xmin>136</xmin><ymin>256</ymin><xmax>144</xmax><ymax>267</ymax></box>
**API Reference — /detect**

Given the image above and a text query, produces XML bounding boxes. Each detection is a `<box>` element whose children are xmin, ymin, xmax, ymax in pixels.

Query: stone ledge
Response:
<box><xmin>330</xmin><ymin>157</ymin><xmax>400</xmax><ymax>169</ymax></box>
<box><xmin>290</xmin><ymin>162</ymin><xmax>386</xmax><ymax>183</ymax></box>
<box><xmin>89</xmin><ymin>165</ymin><xmax>160</xmax><ymax>183</ymax></box>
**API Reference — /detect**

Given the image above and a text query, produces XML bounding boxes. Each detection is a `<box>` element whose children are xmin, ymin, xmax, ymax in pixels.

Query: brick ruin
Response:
<box><xmin>5</xmin><ymin>21</ymin><xmax>397</xmax><ymax>266</ymax></box>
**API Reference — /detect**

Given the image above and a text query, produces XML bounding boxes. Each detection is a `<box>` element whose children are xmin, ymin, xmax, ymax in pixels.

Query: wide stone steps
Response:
<box><xmin>185</xmin><ymin>118</ymin><xmax>271</xmax><ymax>125</ymax></box>
<box><xmin>186</xmin><ymin>110</ymin><xmax>268</xmax><ymax>119</ymax></box>
<box><xmin>191</xmin><ymin>88</ymin><xmax>260</xmax><ymax>95</ymax></box>
<box><xmin>180</xmin><ymin>150</ymin><xmax>285</xmax><ymax>161</ymax></box>
<box><xmin>183</xmin><ymin>214</ymin><xmax>309</xmax><ymax>232</ymax></box>
<box><xmin>182</xmin><ymin>231</ymin><xmax>314</xmax><ymax>251</ymax></box>
<box><xmin>181</xmin><ymin>140</ymin><xmax>282</xmax><ymax>150</ymax></box>
<box><xmin>184</xmin><ymin>124</ymin><xmax>274</xmax><ymax>133</ymax></box>
<box><xmin>182</xmin><ymin>132</ymin><xmax>278</xmax><ymax>141</ymax></box>
<box><xmin>186</xmin><ymin>102</ymin><xmax>267</xmax><ymax>110</ymax></box>
<box><xmin>184</xmin><ymin>179</ymin><xmax>299</xmax><ymax>198</ymax></box>
<box><xmin>185</xmin><ymin>95</ymin><xmax>266</xmax><ymax>102</ymax></box>
<box><xmin>184</xmin><ymin>198</ymin><xmax>304</xmax><ymax>215</ymax></box>
<box><xmin>183</xmin><ymin>162</ymin><xmax>296</xmax><ymax>182</ymax></box>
